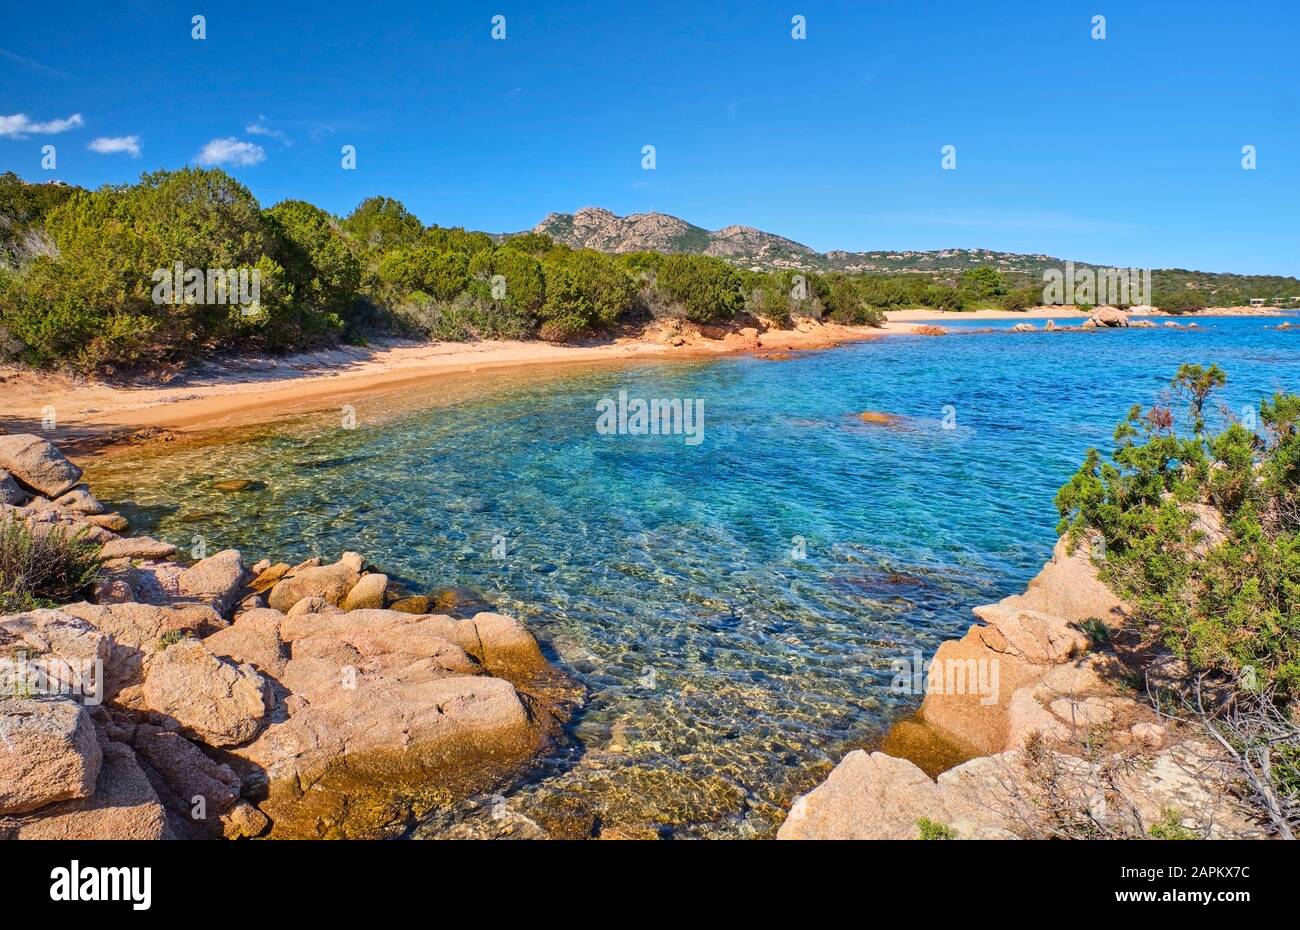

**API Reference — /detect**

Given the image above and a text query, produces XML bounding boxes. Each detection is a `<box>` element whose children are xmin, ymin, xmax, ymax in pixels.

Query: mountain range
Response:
<box><xmin>530</xmin><ymin>206</ymin><xmax>1070</xmax><ymax>277</ymax></box>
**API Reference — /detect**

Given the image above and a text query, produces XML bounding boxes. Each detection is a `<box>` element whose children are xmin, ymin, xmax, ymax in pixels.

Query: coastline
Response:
<box><xmin>0</xmin><ymin>306</ymin><xmax>1287</xmax><ymax>457</ymax></box>
<box><xmin>0</xmin><ymin>318</ymin><xmax>893</xmax><ymax>454</ymax></box>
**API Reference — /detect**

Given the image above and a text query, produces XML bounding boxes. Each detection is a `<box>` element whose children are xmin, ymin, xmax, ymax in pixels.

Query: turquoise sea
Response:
<box><xmin>87</xmin><ymin>317</ymin><xmax>1300</xmax><ymax>837</ymax></box>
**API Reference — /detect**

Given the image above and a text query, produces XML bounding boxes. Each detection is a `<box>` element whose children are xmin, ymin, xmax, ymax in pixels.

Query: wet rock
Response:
<box><xmin>0</xmin><ymin>434</ymin><xmax>83</xmax><ymax>498</ymax></box>
<box><xmin>220</xmin><ymin>800</ymin><xmax>270</xmax><ymax>838</ymax></box>
<box><xmin>213</xmin><ymin>479</ymin><xmax>256</xmax><ymax>492</ymax></box>
<box><xmin>857</xmin><ymin>410</ymin><xmax>903</xmax><ymax>427</ymax></box>
<box><xmin>389</xmin><ymin>595</ymin><xmax>431</xmax><ymax>614</ymax></box>
<box><xmin>88</xmin><ymin>512</ymin><xmax>130</xmax><ymax>533</ymax></box>
<box><xmin>142</xmin><ymin>640</ymin><xmax>268</xmax><ymax>748</ymax></box>
<box><xmin>0</xmin><ymin>697</ymin><xmax>102</xmax><ymax>815</ymax></box>
<box><xmin>267</xmin><ymin>556</ymin><xmax>362</xmax><ymax>612</ymax></box>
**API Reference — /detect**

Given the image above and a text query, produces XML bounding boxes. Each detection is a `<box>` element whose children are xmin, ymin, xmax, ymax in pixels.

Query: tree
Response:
<box><xmin>340</xmin><ymin>196</ymin><xmax>423</xmax><ymax>254</ymax></box>
<box><xmin>655</xmin><ymin>254</ymin><xmax>745</xmax><ymax>324</ymax></box>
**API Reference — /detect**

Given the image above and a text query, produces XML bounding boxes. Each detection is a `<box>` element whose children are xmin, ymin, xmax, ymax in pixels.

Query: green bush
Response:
<box><xmin>654</xmin><ymin>254</ymin><xmax>745</xmax><ymax>324</ymax></box>
<box><xmin>1056</xmin><ymin>366</ymin><xmax>1300</xmax><ymax>697</ymax></box>
<box><xmin>0</xmin><ymin>517</ymin><xmax>103</xmax><ymax>613</ymax></box>
<box><xmin>916</xmin><ymin>817</ymin><xmax>957</xmax><ymax>840</ymax></box>
<box><xmin>538</xmin><ymin>250</ymin><xmax>635</xmax><ymax>340</ymax></box>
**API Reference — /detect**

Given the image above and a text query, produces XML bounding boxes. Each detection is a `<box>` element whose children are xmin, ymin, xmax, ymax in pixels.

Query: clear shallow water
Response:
<box><xmin>87</xmin><ymin>317</ymin><xmax>1300</xmax><ymax>837</ymax></box>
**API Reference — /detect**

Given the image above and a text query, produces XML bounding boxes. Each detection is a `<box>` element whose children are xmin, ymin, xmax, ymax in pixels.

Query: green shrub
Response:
<box><xmin>654</xmin><ymin>254</ymin><xmax>745</xmax><ymax>324</ymax></box>
<box><xmin>1148</xmin><ymin>808</ymin><xmax>1199</xmax><ymax>840</ymax></box>
<box><xmin>0</xmin><ymin>517</ymin><xmax>103</xmax><ymax>612</ymax></box>
<box><xmin>1056</xmin><ymin>368</ymin><xmax>1300</xmax><ymax>698</ymax></box>
<box><xmin>916</xmin><ymin>817</ymin><xmax>957</xmax><ymax>840</ymax></box>
<box><xmin>538</xmin><ymin>250</ymin><xmax>635</xmax><ymax>339</ymax></box>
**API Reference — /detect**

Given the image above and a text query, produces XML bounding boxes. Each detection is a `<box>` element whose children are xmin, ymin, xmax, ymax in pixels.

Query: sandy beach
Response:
<box><xmin>0</xmin><ymin>318</ymin><xmax>892</xmax><ymax>450</ymax></box>
<box><xmin>1</xmin><ymin>306</ymin><xmax>1286</xmax><ymax>453</ymax></box>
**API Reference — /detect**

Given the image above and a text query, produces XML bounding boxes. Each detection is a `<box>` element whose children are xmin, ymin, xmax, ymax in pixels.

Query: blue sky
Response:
<box><xmin>2</xmin><ymin>0</ymin><xmax>1298</xmax><ymax>274</ymax></box>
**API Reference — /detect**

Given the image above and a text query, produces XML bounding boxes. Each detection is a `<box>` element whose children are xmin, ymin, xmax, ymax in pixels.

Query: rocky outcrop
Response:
<box><xmin>2</xmin><ymin>436</ymin><xmax>567</xmax><ymax>841</ymax></box>
<box><xmin>1087</xmin><ymin>306</ymin><xmax>1130</xmax><ymax>328</ymax></box>
<box><xmin>266</xmin><ymin>555</ymin><xmax>362</xmax><ymax>612</ymax></box>
<box><xmin>779</xmin><ymin>531</ymin><xmax>1260</xmax><ymax>840</ymax></box>
<box><xmin>12</xmin><ymin>740</ymin><xmax>171</xmax><ymax>839</ymax></box>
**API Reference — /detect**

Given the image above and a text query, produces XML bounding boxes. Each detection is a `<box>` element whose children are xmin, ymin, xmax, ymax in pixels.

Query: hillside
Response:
<box><xmin>533</xmin><ymin>206</ymin><xmax>1300</xmax><ymax>302</ymax></box>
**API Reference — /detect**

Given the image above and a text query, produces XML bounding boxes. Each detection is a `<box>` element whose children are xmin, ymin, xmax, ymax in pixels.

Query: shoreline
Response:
<box><xmin>1</xmin><ymin>307</ymin><xmax>1288</xmax><ymax>457</ymax></box>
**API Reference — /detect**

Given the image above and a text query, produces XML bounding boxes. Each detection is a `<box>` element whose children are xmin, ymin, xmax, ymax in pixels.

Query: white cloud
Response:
<box><xmin>195</xmin><ymin>137</ymin><xmax>265</xmax><ymax>167</ymax></box>
<box><xmin>245</xmin><ymin>119</ymin><xmax>290</xmax><ymax>145</ymax></box>
<box><xmin>87</xmin><ymin>135</ymin><xmax>141</xmax><ymax>157</ymax></box>
<box><xmin>0</xmin><ymin>112</ymin><xmax>84</xmax><ymax>138</ymax></box>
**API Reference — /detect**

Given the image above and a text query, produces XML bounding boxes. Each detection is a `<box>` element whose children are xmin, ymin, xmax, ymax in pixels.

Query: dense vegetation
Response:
<box><xmin>1056</xmin><ymin>366</ymin><xmax>1300</xmax><ymax>698</ymax></box>
<box><xmin>1</xmin><ymin>169</ymin><xmax>1294</xmax><ymax>372</ymax></box>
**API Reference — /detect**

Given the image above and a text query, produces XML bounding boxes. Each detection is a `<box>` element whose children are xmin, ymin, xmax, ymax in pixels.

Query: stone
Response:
<box><xmin>1089</xmin><ymin>306</ymin><xmax>1130</xmax><ymax>328</ymax></box>
<box><xmin>54</xmin><ymin>484</ymin><xmax>105</xmax><ymax>515</ymax></box>
<box><xmin>1010</xmin><ymin>322</ymin><xmax>1036</xmax><ymax>332</ymax></box>
<box><xmin>267</xmin><ymin>557</ymin><xmax>362</xmax><ymax>612</ymax></box>
<box><xmin>203</xmin><ymin>608</ymin><xmax>288</xmax><ymax>678</ymax></box>
<box><xmin>1049</xmin><ymin>695</ymin><xmax>1116</xmax><ymax>727</ymax></box>
<box><xmin>62</xmin><ymin>602</ymin><xmax>224</xmax><ymax>704</ymax></box>
<box><xmin>285</xmin><ymin>596</ymin><xmax>344</xmax><ymax>617</ymax></box>
<box><xmin>247</xmin><ymin>562</ymin><xmax>290</xmax><ymax>594</ymax></box>
<box><xmin>0</xmin><ymin>469</ymin><xmax>27</xmax><ymax>505</ymax></box>
<box><xmin>0</xmin><ymin>433</ymin><xmax>83</xmax><ymax>498</ymax></box>
<box><xmin>233</xmin><ymin>672</ymin><xmax>538</xmax><ymax>838</ymax></box>
<box><xmin>178</xmin><ymin>549</ymin><xmax>246</xmax><ymax>616</ymax></box>
<box><xmin>917</xmin><ymin>624</ymin><xmax>1047</xmax><ymax>756</ymax></box>
<box><xmin>14</xmin><ymin>740</ymin><xmax>170</xmax><ymax>839</ymax></box>
<box><xmin>1005</xmin><ymin>687</ymin><xmax>1069</xmax><ymax>747</ymax></box>
<box><xmin>389</xmin><ymin>595</ymin><xmax>430</xmax><ymax>614</ymax></box>
<box><xmin>0</xmin><ymin>607</ymin><xmax>113</xmax><ymax>676</ymax></box>
<box><xmin>993</xmin><ymin>534</ymin><xmax>1129</xmax><ymax>627</ymax></box>
<box><xmin>777</xmin><ymin>750</ymin><xmax>1018</xmax><ymax>840</ymax></box>
<box><xmin>341</xmin><ymin>572</ymin><xmax>388</xmax><ymax>611</ymax></box>
<box><xmin>99</xmin><ymin>535</ymin><xmax>179</xmax><ymax>561</ymax></box>
<box><xmin>972</xmin><ymin>604</ymin><xmax>1092</xmax><ymax>664</ymax></box>
<box><xmin>213</xmin><ymin>479</ymin><xmax>255</xmax><ymax>492</ymax></box>
<box><xmin>142</xmin><ymin>641</ymin><xmax>268</xmax><ymax>747</ymax></box>
<box><xmin>132</xmin><ymin>724</ymin><xmax>241</xmax><ymax>834</ymax></box>
<box><xmin>220</xmin><ymin>800</ymin><xmax>270</xmax><ymax>839</ymax></box>
<box><xmin>0</xmin><ymin>697</ymin><xmax>102</xmax><ymax>815</ymax></box>
<box><xmin>1130</xmin><ymin>721</ymin><xmax>1166</xmax><ymax>748</ymax></box>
